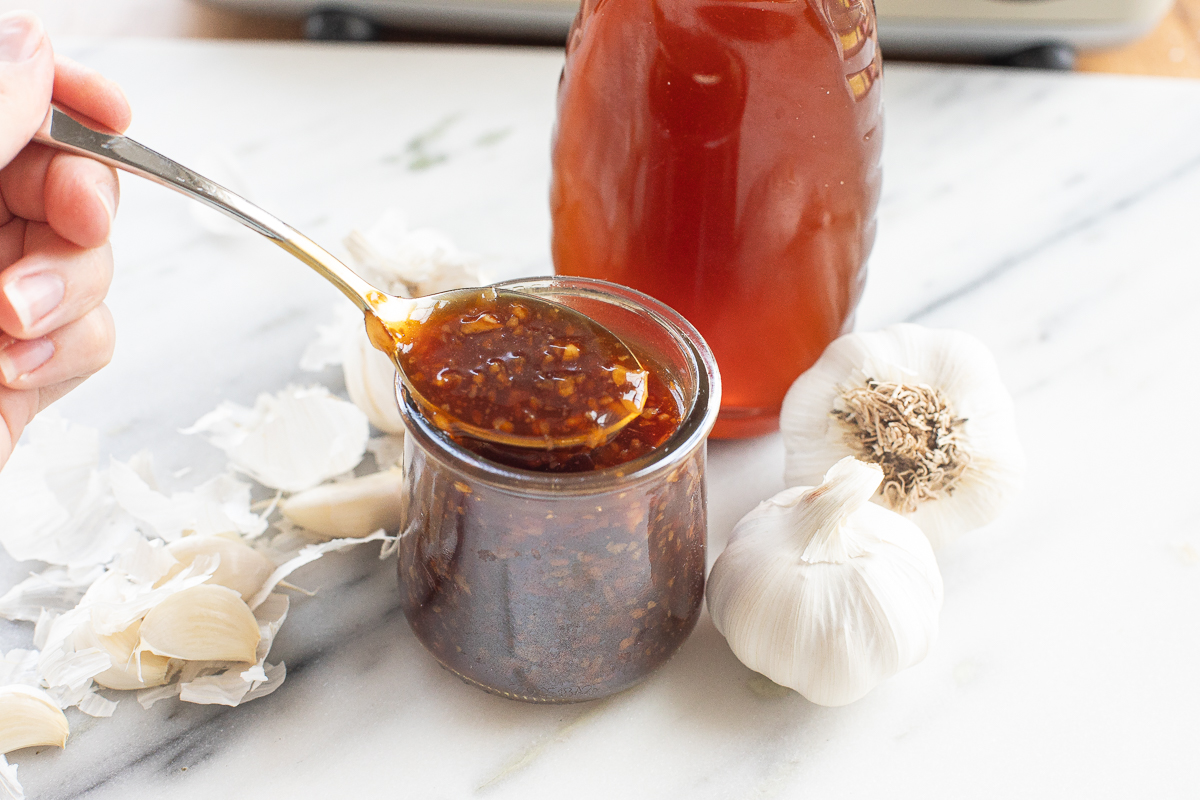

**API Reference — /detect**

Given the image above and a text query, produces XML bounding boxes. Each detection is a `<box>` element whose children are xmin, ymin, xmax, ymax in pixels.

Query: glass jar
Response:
<box><xmin>551</xmin><ymin>0</ymin><xmax>883</xmax><ymax>439</ymax></box>
<box><xmin>395</xmin><ymin>277</ymin><xmax>721</xmax><ymax>703</ymax></box>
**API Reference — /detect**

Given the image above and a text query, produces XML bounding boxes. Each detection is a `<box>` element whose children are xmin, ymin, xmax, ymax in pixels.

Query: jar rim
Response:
<box><xmin>395</xmin><ymin>276</ymin><xmax>722</xmax><ymax>496</ymax></box>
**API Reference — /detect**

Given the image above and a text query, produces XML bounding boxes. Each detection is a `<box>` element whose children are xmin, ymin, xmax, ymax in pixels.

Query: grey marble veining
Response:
<box><xmin>2</xmin><ymin>40</ymin><xmax>1198</xmax><ymax>799</ymax></box>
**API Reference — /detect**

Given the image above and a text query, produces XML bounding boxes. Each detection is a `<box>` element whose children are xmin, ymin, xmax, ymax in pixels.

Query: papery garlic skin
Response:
<box><xmin>183</xmin><ymin>386</ymin><xmax>369</xmax><ymax>493</ymax></box>
<box><xmin>707</xmin><ymin>458</ymin><xmax>943</xmax><ymax>707</ymax></box>
<box><xmin>109</xmin><ymin>459</ymin><xmax>266</xmax><ymax>541</ymax></box>
<box><xmin>0</xmin><ymin>414</ymin><xmax>138</xmax><ymax>568</ymax></box>
<box><xmin>0</xmin><ymin>685</ymin><xmax>69</xmax><ymax>755</ymax></box>
<box><xmin>781</xmin><ymin>324</ymin><xmax>1024</xmax><ymax>549</ymax></box>
<box><xmin>343</xmin><ymin>209</ymin><xmax>480</xmax><ymax>299</ymax></box>
<box><xmin>245</xmin><ymin>529</ymin><xmax>394</xmax><ymax>611</ymax></box>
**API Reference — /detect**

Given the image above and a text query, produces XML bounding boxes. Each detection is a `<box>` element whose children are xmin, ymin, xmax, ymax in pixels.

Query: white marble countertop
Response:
<box><xmin>2</xmin><ymin>39</ymin><xmax>1199</xmax><ymax>799</ymax></box>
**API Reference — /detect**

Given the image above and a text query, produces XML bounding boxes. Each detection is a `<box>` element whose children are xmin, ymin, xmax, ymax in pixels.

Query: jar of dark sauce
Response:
<box><xmin>396</xmin><ymin>277</ymin><xmax>721</xmax><ymax>702</ymax></box>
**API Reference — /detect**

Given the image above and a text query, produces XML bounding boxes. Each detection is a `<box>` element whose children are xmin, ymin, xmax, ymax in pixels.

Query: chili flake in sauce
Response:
<box><xmin>394</xmin><ymin>290</ymin><xmax>648</xmax><ymax>449</ymax></box>
<box><xmin>457</xmin><ymin>369</ymin><xmax>683</xmax><ymax>473</ymax></box>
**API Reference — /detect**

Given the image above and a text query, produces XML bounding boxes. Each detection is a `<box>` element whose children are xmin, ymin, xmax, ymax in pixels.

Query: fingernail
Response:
<box><xmin>95</xmin><ymin>179</ymin><xmax>117</xmax><ymax>226</ymax></box>
<box><xmin>0</xmin><ymin>12</ymin><xmax>43</xmax><ymax>63</ymax></box>
<box><xmin>0</xmin><ymin>337</ymin><xmax>55</xmax><ymax>383</ymax></box>
<box><xmin>5</xmin><ymin>273</ymin><xmax>65</xmax><ymax>328</ymax></box>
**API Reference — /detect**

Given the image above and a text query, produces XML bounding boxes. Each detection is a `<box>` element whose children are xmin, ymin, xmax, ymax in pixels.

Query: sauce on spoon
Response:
<box><xmin>368</xmin><ymin>288</ymin><xmax>649</xmax><ymax>451</ymax></box>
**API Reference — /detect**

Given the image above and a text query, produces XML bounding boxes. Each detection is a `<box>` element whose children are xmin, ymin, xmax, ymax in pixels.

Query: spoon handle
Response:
<box><xmin>33</xmin><ymin>106</ymin><xmax>384</xmax><ymax>314</ymax></box>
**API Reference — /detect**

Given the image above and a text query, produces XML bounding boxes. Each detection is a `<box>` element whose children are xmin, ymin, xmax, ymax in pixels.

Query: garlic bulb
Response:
<box><xmin>279</xmin><ymin>468</ymin><xmax>406</xmax><ymax>540</ymax></box>
<box><xmin>0</xmin><ymin>686</ymin><xmax>69</xmax><ymax>755</ymax></box>
<box><xmin>781</xmin><ymin>324</ymin><xmax>1024</xmax><ymax>549</ymax></box>
<box><xmin>707</xmin><ymin>458</ymin><xmax>943</xmax><ymax>707</ymax></box>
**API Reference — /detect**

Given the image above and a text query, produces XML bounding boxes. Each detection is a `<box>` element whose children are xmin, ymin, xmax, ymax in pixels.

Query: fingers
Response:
<box><xmin>0</xmin><ymin>15</ymin><xmax>128</xmax><ymax>470</ymax></box>
<box><xmin>0</xmin><ymin>302</ymin><xmax>113</xmax><ymax>390</ymax></box>
<box><xmin>0</xmin><ymin>15</ymin><xmax>128</xmax><ymax>246</ymax></box>
<box><xmin>0</xmin><ymin>222</ymin><xmax>113</xmax><ymax>340</ymax></box>
<box><xmin>0</xmin><ymin>381</ymin><xmax>38</xmax><ymax>469</ymax></box>
<box><xmin>54</xmin><ymin>55</ymin><xmax>132</xmax><ymax>134</ymax></box>
<box><xmin>0</xmin><ymin>144</ymin><xmax>119</xmax><ymax>247</ymax></box>
<box><xmin>0</xmin><ymin>374</ymin><xmax>89</xmax><ymax>470</ymax></box>
<box><xmin>0</xmin><ymin>11</ymin><xmax>54</xmax><ymax>167</ymax></box>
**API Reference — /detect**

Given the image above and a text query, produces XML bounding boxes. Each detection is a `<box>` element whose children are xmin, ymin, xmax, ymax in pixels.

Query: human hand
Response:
<box><xmin>0</xmin><ymin>11</ymin><xmax>131</xmax><ymax>470</ymax></box>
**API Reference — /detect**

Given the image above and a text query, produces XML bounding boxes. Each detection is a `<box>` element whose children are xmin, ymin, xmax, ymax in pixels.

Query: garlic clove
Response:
<box><xmin>707</xmin><ymin>457</ymin><xmax>944</xmax><ymax>707</ymax></box>
<box><xmin>343</xmin><ymin>328</ymin><xmax>407</xmax><ymax>435</ymax></box>
<box><xmin>71</xmin><ymin>620</ymin><xmax>171</xmax><ymax>691</ymax></box>
<box><xmin>781</xmin><ymin>324</ymin><xmax>1024</xmax><ymax>548</ymax></box>
<box><xmin>0</xmin><ymin>685</ymin><xmax>69</xmax><ymax>755</ymax></box>
<box><xmin>156</xmin><ymin>536</ymin><xmax>274</xmax><ymax>602</ymax></box>
<box><xmin>279</xmin><ymin>468</ymin><xmax>406</xmax><ymax>540</ymax></box>
<box><xmin>138</xmin><ymin>584</ymin><xmax>260</xmax><ymax>664</ymax></box>
<box><xmin>77</xmin><ymin>552</ymin><xmax>224</xmax><ymax>640</ymax></box>
<box><xmin>177</xmin><ymin>594</ymin><xmax>290</xmax><ymax>707</ymax></box>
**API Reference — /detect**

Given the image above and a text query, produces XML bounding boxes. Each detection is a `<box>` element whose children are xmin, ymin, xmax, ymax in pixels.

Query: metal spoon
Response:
<box><xmin>34</xmin><ymin>106</ymin><xmax>647</xmax><ymax>450</ymax></box>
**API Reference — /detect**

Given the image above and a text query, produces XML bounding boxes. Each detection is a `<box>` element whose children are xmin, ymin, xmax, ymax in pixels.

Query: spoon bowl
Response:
<box><xmin>34</xmin><ymin>106</ymin><xmax>647</xmax><ymax>450</ymax></box>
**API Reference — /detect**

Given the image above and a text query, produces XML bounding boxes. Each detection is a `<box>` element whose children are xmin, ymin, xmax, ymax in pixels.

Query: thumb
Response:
<box><xmin>0</xmin><ymin>11</ymin><xmax>54</xmax><ymax>168</ymax></box>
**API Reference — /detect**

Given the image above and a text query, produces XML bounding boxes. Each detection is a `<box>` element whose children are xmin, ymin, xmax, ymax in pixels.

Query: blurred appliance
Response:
<box><xmin>202</xmin><ymin>0</ymin><xmax>580</xmax><ymax>38</ymax></box>
<box><xmin>203</xmin><ymin>0</ymin><xmax>1175</xmax><ymax>55</ymax></box>
<box><xmin>875</xmin><ymin>0</ymin><xmax>1175</xmax><ymax>57</ymax></box>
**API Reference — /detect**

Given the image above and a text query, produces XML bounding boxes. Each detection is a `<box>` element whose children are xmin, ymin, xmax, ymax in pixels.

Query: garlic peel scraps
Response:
<box><xmin>0</xmin><ymin>755</ymin><xmax>21</xmax><ymax>800</ymax></box>
<box><xmin>110</xmin><ymin>459</ymin><xmax>266</xmax><ymax>541</ymax></box>
<box><xmin>342</xmin><ymin>209</ymin><xmax>480</xmax><ymax>299</ymax></box>
<box><xmin>0</xmin><ymin>651</ymin><xmax>39</xmax><ymax>689</ymax></box>
<box><xmin>0</xmin><ymin>565</ymin><xmax>104</xmax><ymax>623</ymax></box>
<box><xmin>0</xmin><ymin>414</ymin><xmax>137</xmax><ymax>569</ymax></box>
<box><xmin>781</xmin><ymin>324</ymin><xmax>1024</xmax><ymax>549</ymax></box>
<box><xmin>183</xmin><ymin>386</ymin><xmax>369</xmax><ymax>493</ymax></box>
<box><xmin>0</xmin><ymin>210</ymin><xmax>472</xmax><ymax>796</ymax></box>
<box><xmin>707</xmin><ymin>458</ymin><xmax>943</xmax><ymax>707</ymax></box>
<box><xmin>247</xmin><ymin>529</ymin><xmax>393</xmax><ymax>610</ymax></box>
